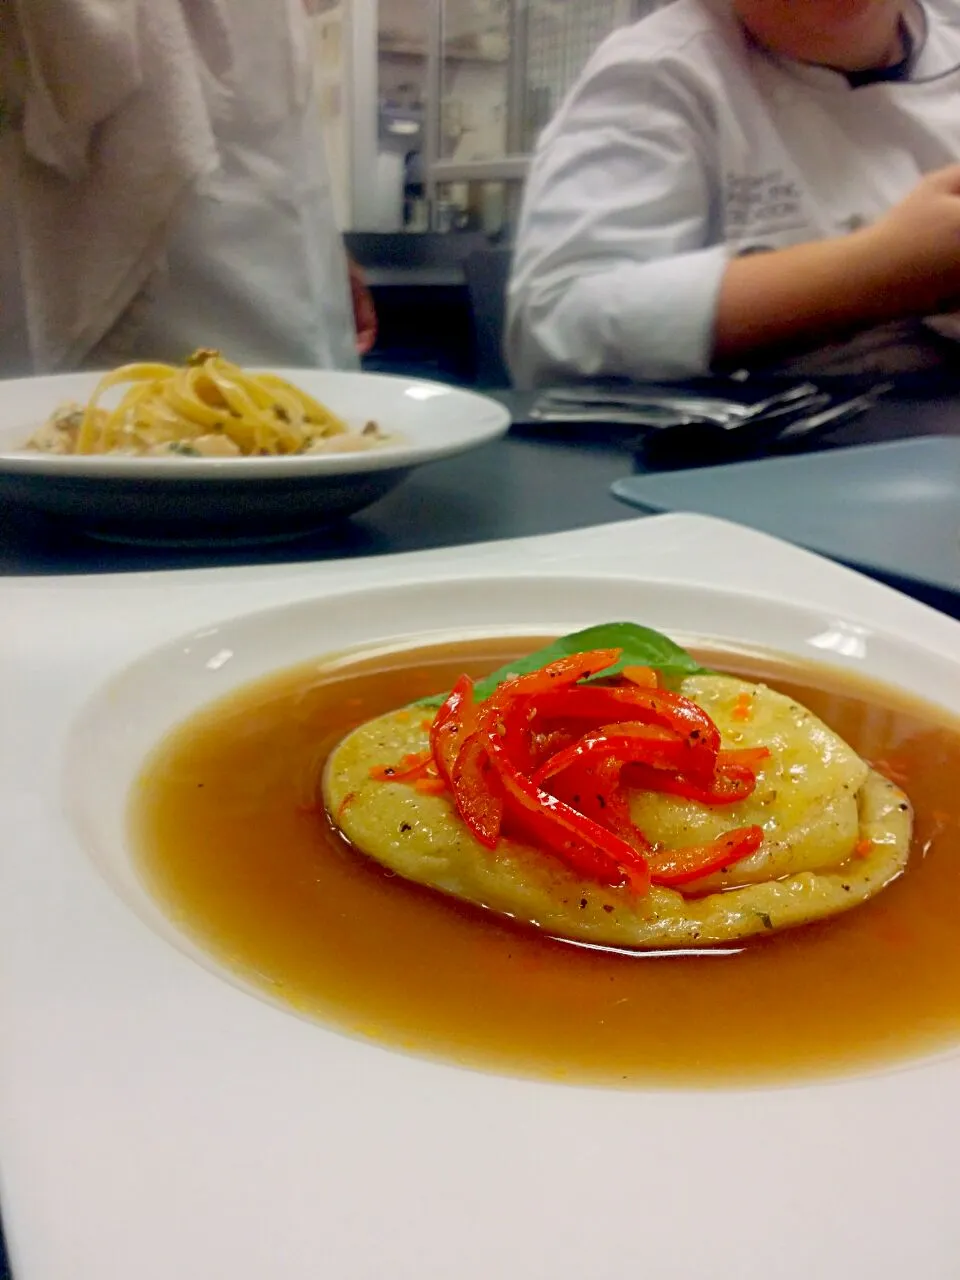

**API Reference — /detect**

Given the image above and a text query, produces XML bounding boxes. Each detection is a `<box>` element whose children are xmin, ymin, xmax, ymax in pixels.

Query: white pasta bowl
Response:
<box><xmin>0</xmin><ymin>368</ymin><xmax>510</xmax><ymax>543</ymax></box>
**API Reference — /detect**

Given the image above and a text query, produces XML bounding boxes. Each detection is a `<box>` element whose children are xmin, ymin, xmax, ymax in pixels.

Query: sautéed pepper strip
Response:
<box><xmin>372</xmin><ymin>648</ymin><xmax>768</xmax><ymax>895</ymax></box>
<box><xmin>429</xmin><ymin>675</ymin><xmax>504</xmax><ymax>848</ymax></box>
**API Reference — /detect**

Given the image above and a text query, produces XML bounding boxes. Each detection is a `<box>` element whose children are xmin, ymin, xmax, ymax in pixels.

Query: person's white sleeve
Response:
<box><xmin>506</xmin><ymin>50</ymin><xmax>730</xmax><ymax>386</ymax></box>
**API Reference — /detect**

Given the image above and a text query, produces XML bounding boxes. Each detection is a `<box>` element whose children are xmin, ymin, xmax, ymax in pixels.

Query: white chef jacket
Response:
<box><xmin>0</xmin><ymin>0</ymin><xmax>357</xmax><ymax>376</ymax></box>
<box><xmin>506</xmin><ymin>0</ymin><xmax>960</xmax><ymax>385</ymax></box>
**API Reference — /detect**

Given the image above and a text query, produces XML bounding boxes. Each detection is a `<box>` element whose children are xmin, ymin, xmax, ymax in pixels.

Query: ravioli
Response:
<box><xmin>323</xmin><ymin>673</ymin><xmax>913</xmax><ymax>947</ymax></box>
<box><xmin>629</xmin><ymin>675</ymin><xmax>869</xmax><ymax>889</ymax></box>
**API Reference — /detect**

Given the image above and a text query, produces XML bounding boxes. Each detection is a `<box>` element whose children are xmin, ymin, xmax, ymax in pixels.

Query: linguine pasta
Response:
<box><xmin>26</xmin><ymin>350</ymin><xmax>393</xmax><ymax>458</ymax></box>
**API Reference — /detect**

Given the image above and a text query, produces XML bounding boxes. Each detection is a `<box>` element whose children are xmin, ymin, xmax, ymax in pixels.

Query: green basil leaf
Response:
<box><xmin>417</xmin><ymin>622</ymin><xmax>708</xmax><ymax>707</ymax></box>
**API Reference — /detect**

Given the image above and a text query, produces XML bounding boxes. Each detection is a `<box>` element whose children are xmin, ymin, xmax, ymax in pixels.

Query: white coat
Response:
<box><xmin>507</xmin><ymin>0</ymin><xmax>960</xmax><ymax>384</ymax></box>
<box><xmin>0</xmin><ymin>0</ymin><xmax>357</xmax><ymax>375</ymax></box>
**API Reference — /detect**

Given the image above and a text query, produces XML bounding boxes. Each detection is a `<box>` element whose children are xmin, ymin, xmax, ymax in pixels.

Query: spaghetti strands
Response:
<box><xmin>26</xmin><ymin>350</ymin><xmax>392</xmax><ymax>458</ymax></box>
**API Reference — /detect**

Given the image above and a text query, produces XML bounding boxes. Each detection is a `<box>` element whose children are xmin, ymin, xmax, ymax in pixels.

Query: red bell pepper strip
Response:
<box><xmin>484</xmin><ymin>732</ymin><xmax>651</xmax><ymax>893</ymax></box>
<box><xmin>430</xmin><ymin>675</ymin><xmax>504</xmax><ymax>847</ymax></box>
<box><xmin>528</xmin><ymin>727</ymin><xmax>579</xmax><ymax>771</ymax></box>
<box><xmin>625</xmin><ymin>761</ymin><xmax>760</xmax><ymax>805</ymax></box>
<box><xmin>477</xmin><ymin>649</ymin><xmax>625</xmax><ymax>772</ymax></box>
<box><xmin>374</xmin><ymin>652</ymin><xmax>770</xmax><ymax>901</ymax></box>
<box><xmin>647</xmin><ymin>825</ymin><xmax>764</xmax><ymax>886</ymax></box>
<box><xmin>483</xmin><ymin>648</ymin><xmax>622</xmax><ymax>704</ymax></box>
<box><xmin>369</xmin><ymin>750</ymin><xmax>434</xmax><ymax>783</ymax></box>
<box><xmin>528</xmin><ymin>685</ymin><xmax>720</xmax><ymax>775</ymax></box>
<box><xmin>547</xmin><ymin>756</ymin><xmax>652</xmax><ymax>855</ymax></box>
<box><xmin>430</xmin><ymin>675</ymin><xmax>477</xmax><ymax>785</ymax></box>
<box><xmin>532</xmin><ymin>722</ymin><xmax>699</xmax><ymax>787</ymax></box>
<box><xmin>450</xmin><ymin>734</ymin><xmax>504</xmax><ymax>848</ymax></box>
<box><xmin>479</xmin><ymin>691</ymin><xmax>539</xmax><ymax>773</ymax></box>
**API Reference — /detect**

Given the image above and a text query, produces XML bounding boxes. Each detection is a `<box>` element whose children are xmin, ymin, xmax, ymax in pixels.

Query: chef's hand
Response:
<box><xmin>863</xmin><ymin>164</ymin><xmax>960</xmax><ymax>314</ymax></box>
<box><xmin>347</xmin><ymin>257</ymin><xmax>377</xmax><ymax>355</ymax></box>
<box><xmin>715</xmin><ymin>164</ymin><xmax>960</xmax><ymax>365</ymax></box>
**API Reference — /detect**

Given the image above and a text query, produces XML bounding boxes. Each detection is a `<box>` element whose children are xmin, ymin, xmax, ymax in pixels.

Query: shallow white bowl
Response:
<box><xmin>67</xmin><ymin>573</ymin><xmax>960</xmax><ymax>994</ymax></box>
<box><xmin>0</xmin><ymin>368</ymin><xmax>510</xmax><ymax>543</ymax></box>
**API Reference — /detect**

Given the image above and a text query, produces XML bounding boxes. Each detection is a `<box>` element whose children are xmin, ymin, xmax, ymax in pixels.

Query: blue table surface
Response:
<box><xmin>2</xmin><ymin>384</ymin><xmax>959</xmax><ymax>612</ymax></box>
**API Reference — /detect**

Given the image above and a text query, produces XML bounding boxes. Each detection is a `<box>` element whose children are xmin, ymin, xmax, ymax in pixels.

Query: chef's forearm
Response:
<box><xmin>712</xmin><ymin>232</ymin><xmax>907</xmax><ymax>365</ymax></box>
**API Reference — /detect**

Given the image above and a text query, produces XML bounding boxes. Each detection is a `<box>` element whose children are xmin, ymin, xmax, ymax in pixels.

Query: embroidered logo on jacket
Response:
<box><xmin>724</xmin><ymin>169</ymin><xmax>807</xmax><ymax>241</ymax></box>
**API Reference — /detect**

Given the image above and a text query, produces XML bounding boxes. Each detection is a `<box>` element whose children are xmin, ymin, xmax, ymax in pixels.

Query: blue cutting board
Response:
<box><xmin>612</xmin><ymin>436</ymin><xmax>960</xmax><ymax>595</ymax></box>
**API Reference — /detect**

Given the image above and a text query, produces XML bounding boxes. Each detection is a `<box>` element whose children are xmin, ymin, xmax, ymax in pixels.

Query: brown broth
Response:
<box><xmin>131</xmin><ymin>639</ymin><xmax>960</xmax><ymax>1087</ymax></box>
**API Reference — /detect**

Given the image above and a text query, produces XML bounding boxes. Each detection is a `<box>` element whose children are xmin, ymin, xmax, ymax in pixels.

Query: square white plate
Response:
<box><xmin>2</xmin><ymin>514</ymin><xmax>960</xmax><ymax>1280</ymax></box>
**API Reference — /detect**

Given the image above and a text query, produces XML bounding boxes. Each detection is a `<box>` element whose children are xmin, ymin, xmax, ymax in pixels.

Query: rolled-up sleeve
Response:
<box><xmin>506</xmin><ymin>42</ymin><xmax>727</xmax><ymax>385</ymax></box>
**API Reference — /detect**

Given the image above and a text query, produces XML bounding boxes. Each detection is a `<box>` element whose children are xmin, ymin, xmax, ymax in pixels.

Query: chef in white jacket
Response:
<box><xmin>507</xmin><ymin>0</ymin><xmax>960</xmax><ymax>384</ymax></box>
<box><xmin>0</xmin><ymin>0</ymin><xmax>373</xmax><ymax>375</ymax></box>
